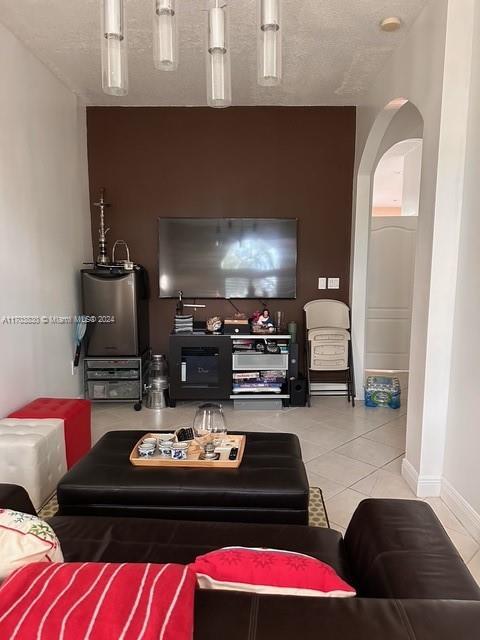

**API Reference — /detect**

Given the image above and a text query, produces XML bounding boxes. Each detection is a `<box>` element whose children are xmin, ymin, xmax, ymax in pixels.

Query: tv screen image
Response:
<box><xmin>158</xmin><ymin>218</ymin><xmax>297</xmax><ymax>299</ymax></box>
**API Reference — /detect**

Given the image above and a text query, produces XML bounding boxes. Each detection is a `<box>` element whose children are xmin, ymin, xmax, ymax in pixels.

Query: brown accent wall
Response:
<box><xmin>86</xmin><ymin>106</ymin><xmax>356</xmax><ymax>357</ymax></box>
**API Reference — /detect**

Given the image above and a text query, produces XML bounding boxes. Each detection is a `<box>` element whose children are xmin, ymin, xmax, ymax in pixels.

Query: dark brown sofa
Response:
<box><xmin>1</xmin><ymin>483</ymin><xmax>479</xmax><ymax>639</ymax></box>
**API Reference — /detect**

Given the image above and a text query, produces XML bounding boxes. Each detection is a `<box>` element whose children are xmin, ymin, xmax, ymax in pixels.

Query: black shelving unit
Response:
<box><xmin>230</xmin><ymin>334</ymin><xmax>292</xmax><ymax>408</ymax></box>
<box><xmin>84</xmin><ymin>351</ymin><xmax>149</xmax><ymax>411</ymax></box>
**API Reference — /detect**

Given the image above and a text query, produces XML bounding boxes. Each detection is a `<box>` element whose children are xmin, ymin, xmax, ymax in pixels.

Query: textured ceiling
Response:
<box><xmin>0</xmin><ymin>0</ymin><xmax>428</xmax><ymax>106</ymax></box>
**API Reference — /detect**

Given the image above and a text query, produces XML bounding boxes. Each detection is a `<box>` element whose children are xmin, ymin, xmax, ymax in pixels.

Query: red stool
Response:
<box><xmin>9</xmin><ymin>398</ymin><xmax>91</xmax><ymax>469</ymax></box>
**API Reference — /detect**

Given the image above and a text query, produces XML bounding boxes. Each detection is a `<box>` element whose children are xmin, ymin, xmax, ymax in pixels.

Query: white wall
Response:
<box><xmin>441</xmin><ymin>0</ymin><xmax>480</xmax><ymax>541</ymax></box>
<box><xmin>351</xmin><ymin>0</ymin><xmax>448</xmax><ymax>477</ymax></box>
<box><xmin>0</xmin><ymin>22</ymin><xmax>92</xmax><ymax>416</ymax></box>
<box><xmin>401</xmin><ymin>142</ymin><xmax>422</xmax><ymax>217</ymax></box>
<box><xmin>374</xmin><ymin>104</ymin><xmax>424</xmax><ymax>172</ymax></box>
<box><xmin>412</xmin><ymin>0</ymin><xmax>476</xmax><ymax>493</ymax></box>
<box><xmin>352</xmin><ymin>0</ymin><xmax>480</xmax><ymax>534</ymax></box>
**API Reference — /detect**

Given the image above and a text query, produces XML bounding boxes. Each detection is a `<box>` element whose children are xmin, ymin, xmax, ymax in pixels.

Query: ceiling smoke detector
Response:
<box><xmin>380</xmin><ymin>17</ymin><xmax>402</xmax><ymax>32</ymax></box>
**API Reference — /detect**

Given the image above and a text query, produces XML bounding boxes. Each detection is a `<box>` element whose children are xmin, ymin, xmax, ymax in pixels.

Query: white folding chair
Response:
<box><xmin>303</xmin><ymin>300</ymin><xmax>355</xmax><ymax>406</ymax></box>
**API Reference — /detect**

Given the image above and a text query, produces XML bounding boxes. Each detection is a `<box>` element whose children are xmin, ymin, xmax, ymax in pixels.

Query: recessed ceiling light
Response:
<box><xmin>380</xmin><ymin>17</ymin><xmax>402</xmax><ymax>32</ymax></box>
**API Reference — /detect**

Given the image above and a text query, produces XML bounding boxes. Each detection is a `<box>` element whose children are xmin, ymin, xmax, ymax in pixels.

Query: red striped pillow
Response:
<box><xmin>0</xmin><ymin>562</ymin><xmax>195</xmax><ymax>640</ymax></box>
<box><xmin>191</xmin><ymin>547</ymin><xmax>356</xmax><ymax>598</ymax></box>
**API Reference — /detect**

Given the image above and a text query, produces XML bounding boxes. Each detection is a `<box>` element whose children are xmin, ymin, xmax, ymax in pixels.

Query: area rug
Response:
<box><xmin>39</xmin><ymin>488</ymin><xmax>329</xmax><ymax>528</ymax></box>
<box><xmin>38</xmin><ymin>493</ymin><xmax>59</xmax><ymax>518</ymax></box>
<box><xmin>309</xmin><ymin>487</ymin><xmax>329</xmax><ymax>528</ymax></box>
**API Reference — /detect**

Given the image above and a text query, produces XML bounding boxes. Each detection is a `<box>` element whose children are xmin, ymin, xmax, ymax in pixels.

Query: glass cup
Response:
<box><xmin>193</xmin><ymin>403</ymin><xmax>227</xmax><ymax>459</ymax></box>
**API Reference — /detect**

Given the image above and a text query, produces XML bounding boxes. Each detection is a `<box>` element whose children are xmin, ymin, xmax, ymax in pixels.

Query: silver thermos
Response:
<box><xmin>145</xmin><ymin>355</ymin><xmax>169</xmax><ymax>410</ymax></box>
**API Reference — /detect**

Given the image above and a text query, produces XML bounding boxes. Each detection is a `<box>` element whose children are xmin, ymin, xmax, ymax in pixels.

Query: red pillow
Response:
<box><xmin>190</xmin><ymin>547</ymin><xmax>356</xmax><ymax>598</ymax></box>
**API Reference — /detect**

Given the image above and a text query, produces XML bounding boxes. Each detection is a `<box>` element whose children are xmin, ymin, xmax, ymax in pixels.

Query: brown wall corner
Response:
<box><xmin>86</xmin><ymin>106</ymin><xmax>356</xmax><ymax>357</ymax></box>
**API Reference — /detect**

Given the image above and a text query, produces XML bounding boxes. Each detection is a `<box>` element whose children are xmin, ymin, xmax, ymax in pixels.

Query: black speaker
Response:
<box><xmin>288</xmin><ymin>343</ymin><xmax>299</xmax><ymax>379</ymax></box>
<box><xmin>290</xmin><ymin>376</ymin><xmax>307</xmax><ymax>407</ymax></box>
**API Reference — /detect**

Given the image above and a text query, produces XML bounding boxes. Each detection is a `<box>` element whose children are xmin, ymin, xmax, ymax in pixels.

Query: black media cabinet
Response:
<box><xmin>169</xmin><ymin>334</ymin><xmax>232</xmax><ymax>405</ymax></box>
<box><xmin>169</xmin><ymin>333</ymin><xmax>292</xmax><ymax>408</ymax></box>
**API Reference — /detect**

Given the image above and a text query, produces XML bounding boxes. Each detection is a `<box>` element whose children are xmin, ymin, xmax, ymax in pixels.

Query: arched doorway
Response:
<box><xmin>351</xmin><ymin>100</ymin><xmax>424</xmax><ymax>388</ymax></box>
<box><xmin>366</xmin><ymin>138</ymin><xmax>422</xmax><ymax>376</ymax></box>
<box><xmin>351</xmin><ymin>99</ymin><xmax>424</xmax><ymax>469</ymax></box>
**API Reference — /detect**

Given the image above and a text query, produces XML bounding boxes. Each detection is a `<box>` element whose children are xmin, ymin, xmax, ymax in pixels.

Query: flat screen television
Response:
<box><xmin>158</xmin><ymin>218</ymin><xmax>297</xmax><ymax>299</ymax></box>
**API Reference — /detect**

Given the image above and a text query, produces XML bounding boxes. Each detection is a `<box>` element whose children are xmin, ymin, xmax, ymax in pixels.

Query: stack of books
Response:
<box><xmin>174</xmin><ymin>314</ymin><xmax>193</xmax><ymax>333</ymax></box>
<box><xmin>233</xmin><ymin>372</ymin><xmax>260</xmax><ymax>382</ymax></box>
<box><xmin>232</xmin><ymin>339</ymin><xmax>255</xmax><ymax>352</ymax></box>
<box><xmin>232</xmin><ymin>371</ymin><xmax>286</xmax><ymax>394</ymax></box>
<box><xmin>262</xmin><ymin>370</ymin><xmax>287</xmax><ymax>385</ymax></box>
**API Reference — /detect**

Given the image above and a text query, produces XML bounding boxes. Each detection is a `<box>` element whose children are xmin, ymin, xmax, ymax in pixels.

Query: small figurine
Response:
<box><xmin>257</xmin><ymin>309</ymin><xmax>272</xmax><ymax>326</ymax></box>
<box><xmin>256</xmin><ymin>309</ymin><xmax>275</xmax><ymax>333</ymax></box>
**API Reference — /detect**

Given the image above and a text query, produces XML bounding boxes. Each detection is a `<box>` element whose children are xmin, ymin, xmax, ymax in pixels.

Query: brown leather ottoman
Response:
<box><xmin>57</xmin><ymin>431</ymin><xmax>309</xmax><ymax>525</ymax></box>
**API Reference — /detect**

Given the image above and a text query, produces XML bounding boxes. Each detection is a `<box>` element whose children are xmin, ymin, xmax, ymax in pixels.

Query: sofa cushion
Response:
<box><xmin>48</xmin><ymin>515</ymin><xmax>352</xmax><ymax>583</ymax></box>
<box><xmin>344</xmin><ymin>499</ymin><xmax>480</xmax><ymax>600</ymax></box>
<box><xmin>0</xmin><ymin>509</ymin><xmax>63</xmax><ymax>580</ymax></box>
<box><xmin>193</xmin><ymin>591</ymin><xmax>480</xmax><ymax>640</ymax></box>
<box><xmin>191</xmin><ymin>547</ymin><xmax>356</xmax><ymax>597</ymax></box>
<box><xmin>0</xmin><ymin>485</ymin><xmax>36</xmax><ymax>516</ymax></box>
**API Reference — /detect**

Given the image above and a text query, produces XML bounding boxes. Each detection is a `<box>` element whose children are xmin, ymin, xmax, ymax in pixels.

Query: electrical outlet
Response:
<box><xmin>318</xmin><ymin>277</ymin><xmax>327</xmax><ymax>290</ymax></box>
<box><xmin>328</xmin><ymin>277</ymin><xmax>340</xmax><ymax>289</ymax></box>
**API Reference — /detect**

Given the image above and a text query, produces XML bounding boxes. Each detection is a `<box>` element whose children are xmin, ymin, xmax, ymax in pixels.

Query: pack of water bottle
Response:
<box><xmin>364</xmin><ymin>376</ymin><xmax>401</xmax><ymax>409</ymax></box>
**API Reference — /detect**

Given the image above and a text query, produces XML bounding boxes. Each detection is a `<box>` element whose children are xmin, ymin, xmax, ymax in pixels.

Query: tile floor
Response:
<box><xmin>91</xmin><ymin>396</ymin><xmax>480</xmax><ymax>586</ymax></box>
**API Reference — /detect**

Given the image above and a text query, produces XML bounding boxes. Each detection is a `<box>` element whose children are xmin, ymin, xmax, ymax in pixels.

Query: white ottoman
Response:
<box><xmin>0</xmin><ymin>419</ymin><xmax>67</xmax><ymax>511</ymax></box>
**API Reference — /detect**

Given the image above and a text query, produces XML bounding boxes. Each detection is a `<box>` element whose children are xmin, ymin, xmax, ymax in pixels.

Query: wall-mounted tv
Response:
<box><xmin>158</xmin><ymin>218</ymin><xmax>297</xmax><ymax>299</ymax></box>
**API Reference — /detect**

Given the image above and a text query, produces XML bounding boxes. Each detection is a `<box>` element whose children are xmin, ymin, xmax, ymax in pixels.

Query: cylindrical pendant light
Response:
<box><xmin>206</xmin><ymin>1</ymin><xmax>232</xmax><ymax>108</ymax></box>
<box><xmin>258</xmin><ymin>0</ymin><xmax>282</xmax><ymax>86</ymax></box>
<box><xmin>154</xmin><ymin>0</ymin><xmax>178</xmax><ymax>71</ymax></box>
<box><xmin>101</xmin><ymin>0</ymin><xmax>128</xmax><ymax>96</ymax></box>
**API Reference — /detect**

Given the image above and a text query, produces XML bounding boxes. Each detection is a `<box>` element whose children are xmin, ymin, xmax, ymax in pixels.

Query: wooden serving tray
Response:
<box><xmin>129</xmin><ymin>433</ymin><xmax>246</xmax><ymax>469</ymax></box>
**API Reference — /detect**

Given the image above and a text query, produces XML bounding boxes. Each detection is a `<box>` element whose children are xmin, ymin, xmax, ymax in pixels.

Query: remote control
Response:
<box><xmin>229</xmin><ymin>447</ymin><xmax>239</xmax><ymax>460</ymax></box>
<box><xmin>176</xmin><ymin>427</ymin><xmax>195</xmax><ymax>442</ymax></box>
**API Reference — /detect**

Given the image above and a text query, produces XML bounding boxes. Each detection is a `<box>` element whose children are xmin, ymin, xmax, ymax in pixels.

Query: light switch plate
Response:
<box><xmin>318</xmin><ymin>277</ymin><xmax>327</xmax><ymax>290</ymax></box>
<box><xmin>328</xmin><ymin>277</ymin><xmax>340</xmax><ymax>289</ymax></box>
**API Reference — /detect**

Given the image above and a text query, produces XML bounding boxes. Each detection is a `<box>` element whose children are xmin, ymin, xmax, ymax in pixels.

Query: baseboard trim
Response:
<box><xmin>401</xmin><ymin>459</ymin><xmax>442</xmax><ymax>497</ymax></box>
<box><xmin>401</xmin><ymin>458</ymin><xmax>418</xmax><ymax>494</ymax></box>
<box><xmin>441</xmin><ymin>478</ymin><xmax>480</xmax><ymax>544</ymax></box>
<box><xmin>402</xmin><ymin>463</ymin><xmax>480</xmax><ymax>540</ymax></box>
<box><xmin>416</xmin><ymin>476</ymin><xmax>442</xmax><ymax>498</ymax></box>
